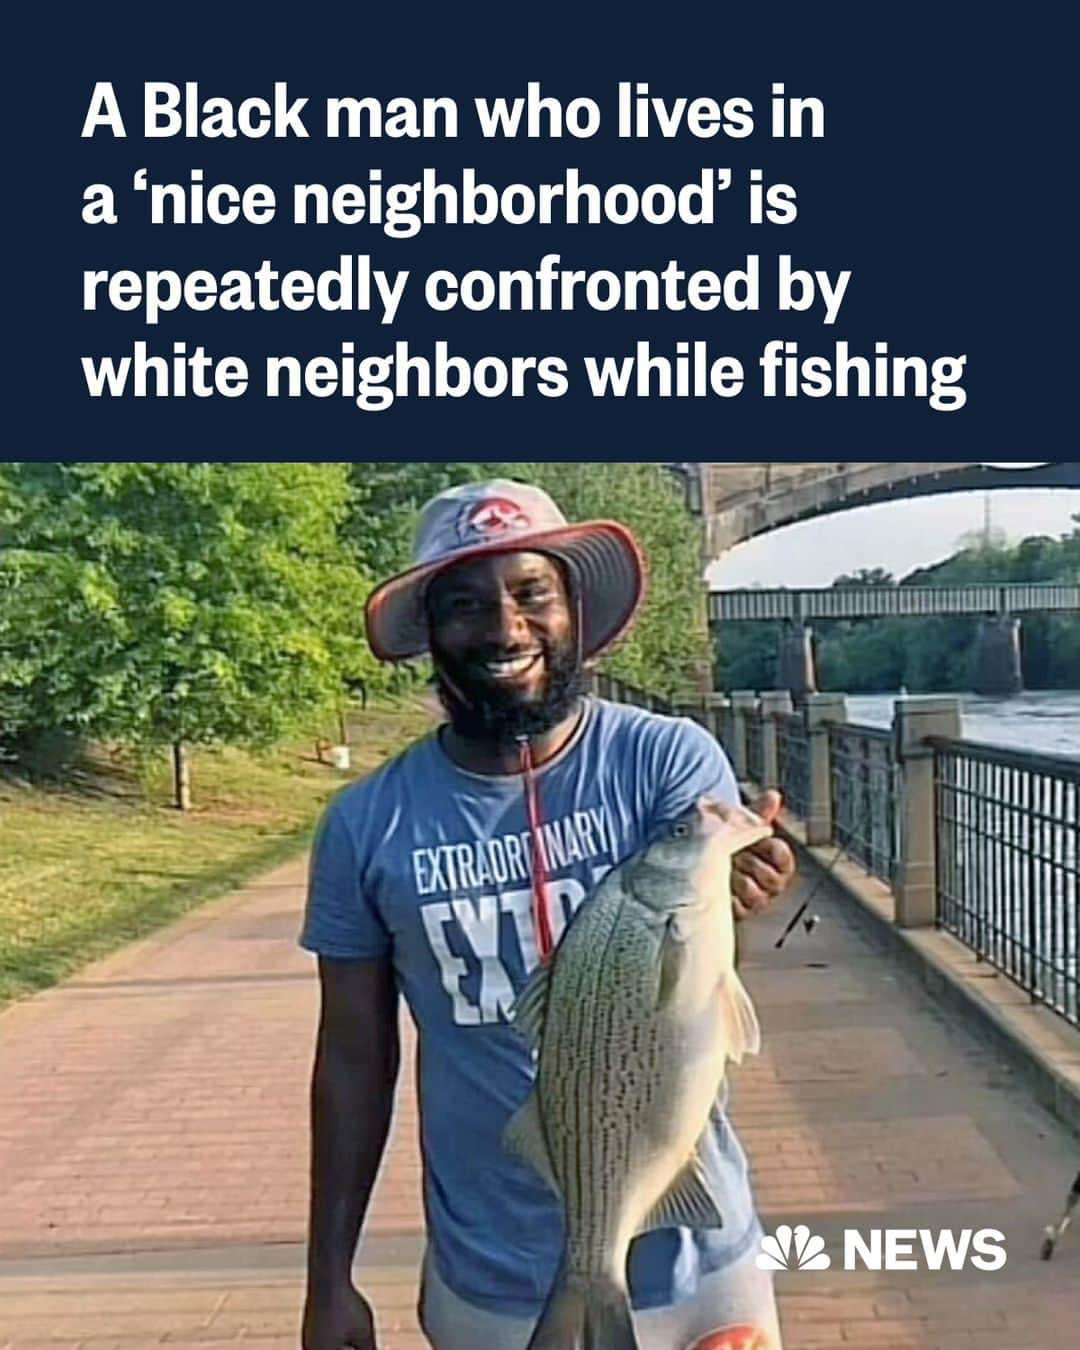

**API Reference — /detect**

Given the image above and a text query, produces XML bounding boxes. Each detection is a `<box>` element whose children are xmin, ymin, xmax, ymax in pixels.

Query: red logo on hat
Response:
<box><xmin>459</xmin><ymin>497</ymin><xmax>531</xmax><ymax>541</ymax></box>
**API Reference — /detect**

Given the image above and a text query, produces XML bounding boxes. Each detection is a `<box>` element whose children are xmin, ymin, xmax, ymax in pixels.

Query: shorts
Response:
<box><xmin>417</xmin><ymin>1246</ymin><xmax>784</xmax><ymax>1350</ymax></box>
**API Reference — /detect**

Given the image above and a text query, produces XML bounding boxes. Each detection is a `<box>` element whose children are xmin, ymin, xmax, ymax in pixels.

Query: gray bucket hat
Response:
<box><xmin>364</xmin><ymin>480</ymin><xmax>645</xmax><ymax>662</ymax></box>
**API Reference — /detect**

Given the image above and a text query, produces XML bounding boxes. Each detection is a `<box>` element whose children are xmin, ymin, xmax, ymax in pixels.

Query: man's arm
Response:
<box><xmin>303</xmin><ymin>956</ymin><xmax>400</xmax><ymax>1350</ymax></box>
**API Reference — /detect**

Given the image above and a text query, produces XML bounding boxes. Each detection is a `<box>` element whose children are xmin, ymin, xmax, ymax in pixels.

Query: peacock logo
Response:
<box><xmin>755</xmin><ymin>1223</ymin><xmax>832</xmax><ymax>1271</ymax></box>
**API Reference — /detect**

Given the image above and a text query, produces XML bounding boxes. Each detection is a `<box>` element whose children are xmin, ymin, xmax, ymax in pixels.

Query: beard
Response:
<box><xmin>431</xmin><ymin>636</ymin><xmax>588</xmax><ymax>743</ymax></box>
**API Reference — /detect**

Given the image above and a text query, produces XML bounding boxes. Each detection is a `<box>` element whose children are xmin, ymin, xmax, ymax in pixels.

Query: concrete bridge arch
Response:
<box><xmin>670</xmin><ymin>461</ymin><xmax>1079</xmax><ymax>561</ymax></box>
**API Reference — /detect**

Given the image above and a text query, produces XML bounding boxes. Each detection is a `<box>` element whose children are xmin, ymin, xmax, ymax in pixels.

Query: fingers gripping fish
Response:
<box><xmin>503</xmin><ymin>798</ymin><xmax>772</xmax><ymax>1350</ymax></box>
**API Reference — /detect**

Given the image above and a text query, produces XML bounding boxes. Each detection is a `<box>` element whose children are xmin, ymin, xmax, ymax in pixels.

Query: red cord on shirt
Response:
<box><xmin>518</xmin><ymin>738</ymin><xmax>554</xmax><ymax>964</ymax></box>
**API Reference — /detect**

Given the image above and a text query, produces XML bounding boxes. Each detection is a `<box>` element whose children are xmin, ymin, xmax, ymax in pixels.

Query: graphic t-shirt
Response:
<box><xmin>300</xmin><ymin>696</ymin><xmax>762</xmax><ymax>1316</ymax></box>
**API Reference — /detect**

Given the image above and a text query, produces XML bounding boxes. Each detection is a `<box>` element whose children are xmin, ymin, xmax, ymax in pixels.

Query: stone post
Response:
<box><xmin>758</xmin><ymin>690</ymin><xmax>794</xmax><ymax>789</ymax></box>
<box><xmin>893</xmin><ymin>696</ymin><xmax>962</xmax><ymax>928</ymax></box>
<box><xmin>803</xmin><ymin>692</ymin><xmax>846</xmax><ymax>845</ymax></box>
<box><xmin>675</xmin><ymin>697</ymin><xmax>709</xmax><ymax>730</ymax></box>
<box><xmin>729</xmin><ymin>691</ymin><xmax>758</xmax><ymax>779</ymax></box>
<box><xmin>707</xmin><ymin>693</ymin><xmax>730</xmax><ymax>745</ymax></box>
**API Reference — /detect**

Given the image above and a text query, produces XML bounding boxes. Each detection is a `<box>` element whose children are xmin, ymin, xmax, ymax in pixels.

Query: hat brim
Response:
<box><xmin>365</xmin><ymin>521</ymin><xmax>646</xmax><ymax>662</ymax></box>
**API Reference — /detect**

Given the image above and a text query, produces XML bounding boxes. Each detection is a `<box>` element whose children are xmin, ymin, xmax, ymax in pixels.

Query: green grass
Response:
<box><xmin>0</xmin><ymin>699</ymin><xmax>435</xmax><ymax>1005</ymax></box>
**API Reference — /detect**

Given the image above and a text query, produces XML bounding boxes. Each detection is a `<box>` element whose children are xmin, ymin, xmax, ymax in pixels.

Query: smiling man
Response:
<box><xmin>299</xmin><ymin>480</ymin><xmax>795</xmax><ymax>1350</ymax></box>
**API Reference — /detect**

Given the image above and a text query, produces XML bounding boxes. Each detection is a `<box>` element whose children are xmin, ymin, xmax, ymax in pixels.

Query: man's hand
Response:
<box><xmin>302</xmin><ymin>1281</ymin><xmax>376</xmax><ymax>1350</ymax></box>
<box><xmin>732</xmin><ymin>789</ymin><xmax>796</xmax><ymax>921</ymax></box>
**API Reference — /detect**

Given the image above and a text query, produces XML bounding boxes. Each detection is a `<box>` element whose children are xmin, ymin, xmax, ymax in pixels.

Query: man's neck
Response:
<box><xmin>440</xmin><ymin>698</ymin><xmax>586</xmax><ymax>776</ymax></box>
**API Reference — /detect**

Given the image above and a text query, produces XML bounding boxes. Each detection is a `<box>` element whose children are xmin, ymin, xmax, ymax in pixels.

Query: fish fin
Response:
<box><xmin>719</xmin><ymin>970</ymin><xmax>762</xmax><ymax>1063</ymax></box>
<box><xmin>526</xmin><ymin>1273</ymin><xmax>638</xmax><ymax>1350</ymax></box>
<box><xmin>508</xmin><ymin>959</ymin><xmax>551</xmax><ymax>1051</ymax></box>
<box><xmin>502</xmin><ymin>1092</ymin><xmax>558</xmax><ymax>1194</ymax></box>
<box><xmin>638</xmin><ymin>1147</ymin><xmax>725</xmax><ymax>1232</ymax></box>
<box><xmin>657</xmin><ymin>913</ymin><xmax>690</xmax><ymax>1007</ymax></box>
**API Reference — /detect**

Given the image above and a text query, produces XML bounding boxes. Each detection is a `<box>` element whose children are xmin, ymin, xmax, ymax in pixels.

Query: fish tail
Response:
<box><xmin>527</xmin><ymin>1273</ymin><xmax>638</xmax><ymax>1350</ymax></box>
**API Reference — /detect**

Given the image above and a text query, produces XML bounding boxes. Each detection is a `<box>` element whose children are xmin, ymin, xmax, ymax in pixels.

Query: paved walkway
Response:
<box><xmin>1</xmin><ymin>855</ymin><xmax>1077</xmax><ymax>1349</ymax></box>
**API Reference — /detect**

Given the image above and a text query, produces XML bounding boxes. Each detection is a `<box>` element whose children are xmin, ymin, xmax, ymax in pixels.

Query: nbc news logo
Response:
<box><xmin>757</xmin><ymin>1223</ymin><xmax>1007</xmax><ymax>1273</ymax></box>
<box><xmin>756</xmin><ymin>1224</ymin><xmax>831</xmax><ymax>1271</ymax></box>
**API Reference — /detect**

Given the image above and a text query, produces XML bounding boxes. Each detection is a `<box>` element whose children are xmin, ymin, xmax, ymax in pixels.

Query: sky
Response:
<box><xmin>706</xmin><ymin>488</ymin><xmax>1080</xmax><ymax>588</ymax></box>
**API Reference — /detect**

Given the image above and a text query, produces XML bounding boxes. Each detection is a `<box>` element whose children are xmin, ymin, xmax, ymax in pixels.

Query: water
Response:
<box><xmin>843</xmin><ymin>689</ymin><xmax>1080</xmax><ymax>759</ymax></box>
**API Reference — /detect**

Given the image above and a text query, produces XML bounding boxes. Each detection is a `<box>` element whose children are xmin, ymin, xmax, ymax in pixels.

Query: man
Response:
<box><xmin>300</xmin><ymin>480</ymin><xmax>796</xmax><ymax>1350</ymax></box>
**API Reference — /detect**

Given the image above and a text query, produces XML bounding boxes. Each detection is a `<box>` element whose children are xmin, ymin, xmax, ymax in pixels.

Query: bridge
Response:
<box><xmin>709</xmin><ymin>582</ymin><xmax>1080</xmax><ymax>623</ymax></box>
<box><xmin>667</xmin><ymin>461</ymin><xmax>1080</xmax><ymax>561</ymax></box>
<box><xmin>708</xmin><ymin>582</ymin><xmax>1080</xmax><ymax>697</ymax></box>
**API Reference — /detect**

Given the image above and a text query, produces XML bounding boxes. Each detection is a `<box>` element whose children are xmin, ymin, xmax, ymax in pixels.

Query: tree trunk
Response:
<box><xmin>172</xmin><ymin>741</ymin><xmax>191</xmax><ymax>811</ymax></box>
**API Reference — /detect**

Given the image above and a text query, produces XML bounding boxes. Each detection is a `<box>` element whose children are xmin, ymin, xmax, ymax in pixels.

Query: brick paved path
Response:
<box><xmin>1</xmin><ymin>856</ymin><xmax>1076</xmax><ymax>1348</ymax></box>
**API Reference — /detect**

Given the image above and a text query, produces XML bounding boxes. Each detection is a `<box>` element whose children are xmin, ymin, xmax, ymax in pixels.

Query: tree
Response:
<box><xmin>345</xmin><ymin>461</ymin><xmax>488</xmax><ymax>579</ymax></box>
<box><xmin>1</xmin><ymin>463</ymin><xmax>375</xmax><ymax>806</ymax></box>
<box><xmin>714</xmin><ymin>621</ymin><xmax>776</xmax><ymax>692</ymax></box>
<box><xmin>832</xmin><ymin>567</ymin><xmax>895</xmax><ymax>588</ymax></box>
<box><xmin>0</xmin><ymin>548</ymin><xmax>128</xmax><ymax>759</ymax></box>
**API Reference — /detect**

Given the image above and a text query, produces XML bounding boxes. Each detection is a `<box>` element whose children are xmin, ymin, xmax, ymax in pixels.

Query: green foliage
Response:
<box><xmin>345</xmin><ymin>461</ymin><xmax>487</xmax><ymax>578</ymax></box>
<box><xmin>715</xmin><ymin>621</ymin><xmax>776</xmax><ymax>691</ymax></box>
<box><xmin>1</xmin><ymin>463</ymin><xmax>377</xmax><ymax>766</ymax></box>
<box><xmin>0</xmin><ymin>548</ymin><xmax>125</xmax><ymax>748</ymax></box>
<box><xmin>831</xmin><ymin>567</ymin><xmax>896</xmax><ymax>588</ymax></box>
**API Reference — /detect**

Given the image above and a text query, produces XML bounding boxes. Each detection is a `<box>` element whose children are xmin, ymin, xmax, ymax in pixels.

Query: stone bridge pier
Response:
<box><xmin>972</xmin><ymin>614</ymin><xmax>1024</xmax><ymax>696</ymax></box>
<box><xmin>777</xmin><ymin>620</ymin><xmax>818</xmax><ymax>698</ymax></box>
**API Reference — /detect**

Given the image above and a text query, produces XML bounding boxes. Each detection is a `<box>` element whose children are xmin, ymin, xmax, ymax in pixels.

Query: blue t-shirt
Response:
<box><xmin>300</xmin><ymin>696</ymin><xmax>762</xmax><ymax>1316</ymax></box>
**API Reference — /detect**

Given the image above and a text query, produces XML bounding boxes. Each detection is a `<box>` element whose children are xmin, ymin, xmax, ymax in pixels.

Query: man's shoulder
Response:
<box><xmin>591</xmin><ymin>696</ymin><xmax>714</xmax><ymax>752</ymax></box>
<box><xmin>590</xmin><ymin>697</ymin><xmax>736</xmax><ymax>804</ymax></box>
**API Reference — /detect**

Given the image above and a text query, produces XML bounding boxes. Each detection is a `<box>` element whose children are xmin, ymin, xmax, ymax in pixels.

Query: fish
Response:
<box><xmin>502</xmin><ymin>797</ymin><xmax>772</xmax><ymax>1350</ymax></box>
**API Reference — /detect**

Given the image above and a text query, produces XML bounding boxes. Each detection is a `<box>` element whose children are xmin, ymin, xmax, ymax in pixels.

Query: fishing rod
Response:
<box><xmin>773</xmin><ymin>838</ymin><xmax>847</xmax><ymax>949</ymax></box>
<box><xmin>1040</xmin><ymin>1170</ymin><xmax>1079</xmax><ymax>1260</ymax></box>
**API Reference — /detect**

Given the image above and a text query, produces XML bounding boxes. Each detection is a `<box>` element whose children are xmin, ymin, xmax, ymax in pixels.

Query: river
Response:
<box><xmin>843</xmin><ymin>689</ymin><xmax>1080</xmax><ymax>759</ymax></box>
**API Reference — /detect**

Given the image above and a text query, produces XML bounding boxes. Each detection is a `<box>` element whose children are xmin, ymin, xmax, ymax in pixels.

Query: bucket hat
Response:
<box><xmin>364</xmin><ymin>479</ymin><xmax>645</xmax><ymax>662</ymax></box>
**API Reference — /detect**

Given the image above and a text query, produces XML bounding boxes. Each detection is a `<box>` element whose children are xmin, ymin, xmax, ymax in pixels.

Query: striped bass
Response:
<box><xmin>503</xmin><ymin>797</ymin><xmax>771</xmax><ymax>1350</ymax></box>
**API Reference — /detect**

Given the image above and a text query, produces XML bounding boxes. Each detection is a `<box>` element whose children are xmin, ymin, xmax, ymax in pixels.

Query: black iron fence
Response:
<box><xmin>745</xmin><ymin>709</ymin><xmax>765</xmax><ymax>784</ymax></box>
<box><xmin>775</xmin><ymin>712</ymin><xmax>810</xmax><ymax>820</ymax></box>
<box><xmin>828</xmin><ymin>722</ymin><xmax>900</xmax><ymax>886</ymax></box>
<box><xmin>598</xmin><ymin>678</ymin><xmax>1079</xmax><ymax>1031</ymax></box>
<box><xmin>591</xmin><ymin>671</ymin><xmax>674</xmax><ymax>715</ymax></box>
<box><xmin>933</xmin><ymin>738</ymin><xmax>1079</xmax><ymax>1028</ymax></box>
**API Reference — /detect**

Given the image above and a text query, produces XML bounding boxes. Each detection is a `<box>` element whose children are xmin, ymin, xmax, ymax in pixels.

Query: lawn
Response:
<box><xmin>0</xmin><ymin>699</ymin><xmax>435</xmax><ymax>1005</ymax></box>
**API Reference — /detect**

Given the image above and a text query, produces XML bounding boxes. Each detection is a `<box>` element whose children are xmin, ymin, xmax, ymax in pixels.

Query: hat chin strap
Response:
<box><xmin>517</xmin><ymin>733</ymin><xmax>555</xmax><ymax>964</ymax></box>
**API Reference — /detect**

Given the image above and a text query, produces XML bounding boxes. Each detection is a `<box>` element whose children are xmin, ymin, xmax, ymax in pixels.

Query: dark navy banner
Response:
<box><xmin>11</xmin><ymin>5</ymin><xmax>1074</xmax><ymax>460</ymax></box>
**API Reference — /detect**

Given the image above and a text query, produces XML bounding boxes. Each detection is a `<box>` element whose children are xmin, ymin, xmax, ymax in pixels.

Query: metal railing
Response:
<box><xmin>745</xmin><ymin>710</ymin><xmax>765</xmax><ymax>784</ymax></box>
<box><xmin>717</xmin><ymin>702</ymin><xmax>736</xmax><ymax>756</ymax></box>
<box><xmin>829</xmin><ymin>722</ymin><xmax>900</xmax><ymax>885</ymax></box>
<box><xmin>710</xmin><ymin>582</ymin><xmax>1080</xmax><ymax>623</ymax></box>
<box><xmin>775</xmin><ymin>711</ymin><xmax>809</xmax><ymax>819</ymax></box>
<box><xmin>933</xmin><ymin>738</ymin><xmax>1079</xmax><ymax>1028</ymax></box>
<box><xmin>591</xmin><ymin>671</ymin><xmax>674</xmax><ymax>715</ymax></box>
<box><xmin>600</xmin><ymin>676</ymin><xmax>1080</xmax><ymax>1031</ymax></box>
